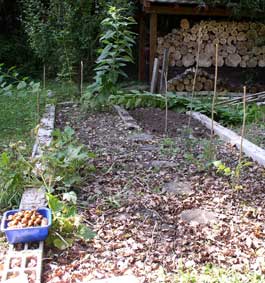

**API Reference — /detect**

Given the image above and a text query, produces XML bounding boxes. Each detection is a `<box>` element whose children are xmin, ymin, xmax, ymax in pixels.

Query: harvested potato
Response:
<box><xmin>6</xmin><ymin>210</ymin><xmax>47</xmax><ymax>229</ymax></box>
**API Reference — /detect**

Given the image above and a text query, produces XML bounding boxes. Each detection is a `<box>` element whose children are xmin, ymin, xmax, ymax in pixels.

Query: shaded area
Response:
<box><xmin>129</xmin><ymin>107</ymin><xmax>209</xmax><ymax>138</ymax></box>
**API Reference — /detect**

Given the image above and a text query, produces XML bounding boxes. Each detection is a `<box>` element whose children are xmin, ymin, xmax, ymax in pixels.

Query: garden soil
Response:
<box><xmin>42</xmin><ymin>105</ymin><xmax>265</xmax><ymax>283</ymax></box>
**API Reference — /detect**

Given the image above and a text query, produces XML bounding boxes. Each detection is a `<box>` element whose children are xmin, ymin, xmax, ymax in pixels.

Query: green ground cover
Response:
<box><xmin>0</xmin><ymin>79</ymin><xmax>81</xmax><ymax>151</ymax></box>
<box><xmin>0</xmin><ymin>91</ymin><xmax>46</xmax><ymax>150</ymax></box>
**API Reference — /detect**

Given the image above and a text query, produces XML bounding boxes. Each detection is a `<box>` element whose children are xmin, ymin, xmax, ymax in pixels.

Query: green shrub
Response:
<box><xmin>0</xmin><ymin>142</ymin><xmax>39</xmax><ymax>210</ymax></box>
<box><xmin>41</xmin><ymin>126</ymin><xmax>96</xmax><ymax>192</ymax></box>
<box><xmin>46</xmin><ymin>193</ymin><xmax>95</xmax><ymax>250</ymax></box>
<box><xmin>82</xmin><ymin>6</ymin><xmax>136</xmax><ymax>110</ymax></box>
<box><xmin>0</xmin><ymin>126</ymin><xmax>96</xmax><ymax>248</ymax></box>
<box><xmin>109</xmin><ymin>90</ymin><xmax>265</xmax><ymax>126</ymax></box>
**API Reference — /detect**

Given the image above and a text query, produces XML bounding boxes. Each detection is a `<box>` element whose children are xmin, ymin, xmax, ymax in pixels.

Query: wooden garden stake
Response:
<box><xmin>233</xmin><ymin>86</ymin><xmax>247</xmax><ymax>188</ymax></box>
<box><xmin>160</xmin><ymin>49</ymin><xmax>169</xmax><ymax>135</ymax></box>
<box><xmin>239</xmin><ymin>86</ymin><xmax>247</xmax><ymax>166</ymax></box>
<box><xmin>164</xmin><ymin>72</ymin><xmax>168</xmax><ymax>135</ymax></box>
<box><xmin>211</xmin><ymin>43</ymin><xmax>219</xmax><ymax>144</ymax></box>
<box><xmin>188</xmin><ymin>27</ymin><xmax>202</xmax><ymax>128</ymax></box>
<box><xmin>80</xmin><ymin>61</ymin><xmax>84</xmax><ymax>96</ymax></box>
<box><xmin>159</xmin><ymin>49</ymin><xmax>169</xmax><ymax>93</ymax></box>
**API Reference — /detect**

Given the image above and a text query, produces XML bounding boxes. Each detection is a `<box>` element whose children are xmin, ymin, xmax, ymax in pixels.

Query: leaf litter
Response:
<box><xmin>40</xmin><ymin>105</ymin><xmax>265</xmax><ymax>282</ymax></box>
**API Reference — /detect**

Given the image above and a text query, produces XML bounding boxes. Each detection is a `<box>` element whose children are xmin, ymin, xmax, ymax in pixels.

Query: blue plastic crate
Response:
<box><xmin>1</xmin><ymin>208</ymin><xmax>52</xmax><ymax>244</ymax></box>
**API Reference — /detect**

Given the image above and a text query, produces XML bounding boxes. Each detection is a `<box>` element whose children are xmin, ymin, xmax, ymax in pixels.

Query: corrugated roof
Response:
<box><xmin>148</xmin><ymin>0</ymin><xmax>198</xmax><ymax>4</ymax></box>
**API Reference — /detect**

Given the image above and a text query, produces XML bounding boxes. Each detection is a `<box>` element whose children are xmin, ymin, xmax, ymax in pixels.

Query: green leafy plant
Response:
<box><xmin>46</xmin><ymin>193</ymin><xmax>95</xmax><ymax>250</ymax></box>
<box><xmin>110</xmin><ymin>90</ymin><xmax>265</xmax><ymax>127</ymax></box>
<box><xmin>0</xmin><ymin>64</ymin><xmax>41</xmax><ymax>97</ymax></box>
<box><xmin>160</xmin><ymin>137</ymin><xmax>180</xmax><ymax>156</ymax></box>
<box><xmin>82</xmin><ymin>6</ymin><xmax>136</xmax><ymax>110</ymax></box>
<box><xmin>0</xmin><ymin>142</ymin><xmax>40</xmax><ymax>210</ymax></box>
<box><xmin>213</xmin><ymin>160</ymin><xmax>233</xmax><ymax>176</ymax></box>
<box><xmin>40</xmin><ymin>126</ymin><xmax>96</xmax><ymax>192</ymax></box>
<box><xmin>0</xmin><ymin>125</ymin><xmax>97</xmax><ymax>248</ymax></box>
<box><xmin>174</xmin><ymin>263</ymin><xmax>265</xmax><ymax>282</ymax></box>
<box><xmin>182</xmin><ymin>138</ymin><xmax>217</xmax><ymax>172</ymax></box>
<box><xmin>213</xmin><ymin>160</ymin><xmax>252</xmax><ymax>179</ymax></box>
<box><xmin>40</xmin><ymin>128</ymin><xmax>97</xmax><ymax>249</ymax></box>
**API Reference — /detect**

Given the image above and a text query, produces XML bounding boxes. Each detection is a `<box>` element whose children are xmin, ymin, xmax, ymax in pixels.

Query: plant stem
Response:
<box><xmin>37</xmin><ymin>91</ymin><xmax>40</xmax><ymax>123</ymax></box>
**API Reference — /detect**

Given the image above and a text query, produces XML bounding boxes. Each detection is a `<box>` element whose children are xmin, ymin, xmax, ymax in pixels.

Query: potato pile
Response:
<box><xmin>7</xmin><ymin>210</ymin><xmax>48</xmax><ymax>228</ymax></box>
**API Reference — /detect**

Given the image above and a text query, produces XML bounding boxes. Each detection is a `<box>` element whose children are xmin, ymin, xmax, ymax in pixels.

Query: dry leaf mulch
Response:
<box><xmin>43</xmin><ymin>105</ymin><xmax>265</xmax><ymax>283</ymax></box>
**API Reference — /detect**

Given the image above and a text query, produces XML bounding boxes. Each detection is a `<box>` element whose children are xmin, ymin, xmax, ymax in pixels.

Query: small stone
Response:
<box><xmin>162</xmin><ymin>181</ymin><xmax>193</xmax><ymax>196</ymax></box>
<box><xmin>179</xmin><ymin>208</ymin><xmax>218</xmax><ymax>225</ymax></box>
<box><xmin>129</xmin><ymin>133</ymin><xmax>153</xmax><ymax>143</ymax></box>
<box><xmin>139</xmin><ymin>145</ymin><xmax>159</xmax><ymax>152</ymax></box>
<box><xmin>147</xmin><ymin>160</ymin><xmax>177</xmax><ymax>169</ymax></box>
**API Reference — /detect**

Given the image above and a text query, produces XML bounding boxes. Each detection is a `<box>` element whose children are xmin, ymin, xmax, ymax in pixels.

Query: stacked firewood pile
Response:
<box><xmin>157</xmin><ymin>19</ymin><xmax>265</xmax><ymax>68</ymax></box>
<box><xmin>167</xmin><ymin>68</ymin><xmax>226</xmax><ymax>92</ymax></box>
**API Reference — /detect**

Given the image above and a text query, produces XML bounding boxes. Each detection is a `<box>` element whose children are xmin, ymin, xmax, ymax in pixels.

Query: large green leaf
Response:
<box><xmin>77</xmin><ymin>224</ymin><xmax>96</xmax><ymax>240</ymax></box>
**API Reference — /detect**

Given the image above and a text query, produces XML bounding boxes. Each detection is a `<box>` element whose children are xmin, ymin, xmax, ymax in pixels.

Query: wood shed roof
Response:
<box><xmin>148</xmin><ymin>0</ymin><xmax>198</xmax><ymax>3</ymax></box>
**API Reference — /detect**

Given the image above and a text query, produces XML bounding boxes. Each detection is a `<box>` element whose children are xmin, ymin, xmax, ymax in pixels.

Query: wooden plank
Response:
<box><xmin>138</xmin><ymin>13</ymin><xmax>146</xmax><ymax>81</ymax></box>
<box><xmin>113</xmin><ymin>105</ymin><xmax>141</xmax><ymax>130</ymax></box>
<box><xmin>190</xmin><ymin>111</ymin><xmax>265</xmax><ymax>167</ymax></box>
<box><xmin>159</xmin><ymin>48</ymin><xmax>169</xmax><ymax>94</ymax></box>
<box><xmin>149</xmin><ymin>13</ymin><xmax>157</xmax><ymax>81</ymax></box>
<box><xmin>150</xmin><ymin>57</ymin><xmax>159</xmax><ymax>93</ymax></box>
<box><xmin>145</xmin><ymin>4</ymin><xmax>231</xmax><ymax>16</ymax></box>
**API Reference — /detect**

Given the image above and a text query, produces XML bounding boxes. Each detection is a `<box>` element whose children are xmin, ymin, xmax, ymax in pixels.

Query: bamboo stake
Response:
<box><xmin>239</xmin><ymin>86</ymin><xmax>247</xmax><ymax>165</ymax></box>
<box><xmin>160</xmin><ymin>49</ymin><xmax>169</xmax><ymax>135</ymax></box>
<box><xmin>80</xmin><ymin>61</ymin><xmax>84</xmax><ymax>96</ymax></box>
<box><xmin>188</xmin><ymin>27</ymin><xmax>202</xmax><ymax>128</ymax></box>
<box><xmin>159</xmin><ymin>49</ymin><xmax>169</xmax><ymax>93</ymax></box>
<box><xmin>234</xmin><ymin>86</ymin><xmax>247</xmax><ymax>186</ymax></box>
<box><xmin>165</xmin><ymin>72</ymin><xmax>168</xmax><ymax>135</ymax></box>
<box><xmin>216</xmin><ymin>90</ymin><xmax>265</xmax><ymax>106</ymax></box>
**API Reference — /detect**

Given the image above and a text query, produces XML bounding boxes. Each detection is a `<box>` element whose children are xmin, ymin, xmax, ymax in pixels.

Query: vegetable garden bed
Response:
<box><xmin>41</xmin><ymin>104</ymin><xmax>265</xmax><ymax>282</ymax></box>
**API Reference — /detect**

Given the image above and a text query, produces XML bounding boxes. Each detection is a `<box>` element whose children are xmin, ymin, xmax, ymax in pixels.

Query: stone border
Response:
<box><xmin>32</xmin><ymin>104</ymin><xmax>56</xmax><ymax>158</ymax></box>
<box><xmin>190</xmin><ymin>111</ymin><xmax>265</xmax><ymax>167</ymax></box>
<box><xmin>113</xmin><ymin>105</ymin><xmax>141</xmax><ymax>130</ymax></box>
<box><xmin>2</xmin><ymin>242</ymin><xmax>44</xmax><ymax>283</ymax></box>
<box><xmin>2</xmin><ymin>104</ymin><xmax>56</xmax><ymax>283</ymax></box>
<box><xmin>20</xmin><ymin>104</ymin><xmax>56</xmax><ymax>210</ymax></box>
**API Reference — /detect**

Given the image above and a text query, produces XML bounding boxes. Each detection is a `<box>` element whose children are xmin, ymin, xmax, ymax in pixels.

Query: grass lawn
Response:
<box><xmin>0</xmin><ymin>80</ymin><xmax>82</xmax><ymax>151</ymax></box>
<box><xmin>0</xmin><ymin>91</ymin><xmax>46</xmax><ymax>150</ymax></box>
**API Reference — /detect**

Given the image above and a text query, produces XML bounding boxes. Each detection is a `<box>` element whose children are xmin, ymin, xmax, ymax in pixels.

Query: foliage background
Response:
<box><xmin>0</xmin><ymin>0</ymin><xmax>136</xmax><ymax>80</ymax></box>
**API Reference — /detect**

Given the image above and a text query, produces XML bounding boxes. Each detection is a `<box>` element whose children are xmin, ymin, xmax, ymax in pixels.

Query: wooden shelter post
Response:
<box><xmin>149</xmin><ymin>12</ymin><xmax>157</xmax><ymax>81</ymax></box>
